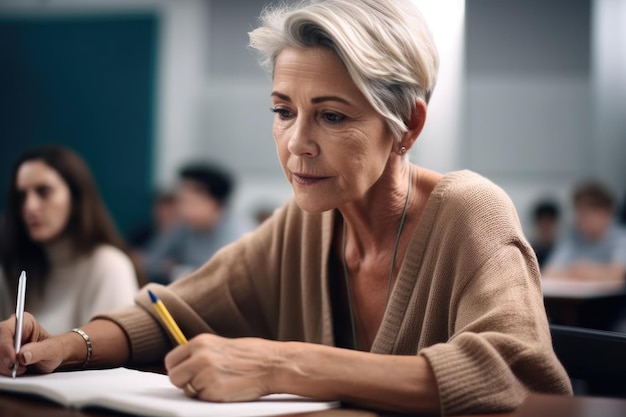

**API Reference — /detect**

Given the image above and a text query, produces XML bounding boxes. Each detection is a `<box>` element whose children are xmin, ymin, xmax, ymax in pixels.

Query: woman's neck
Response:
<box><xmin>44</xmin><ymin>236</ymin><xmax>77</xmax><ymax>267</ymax></box>
<box><xmin>338</xmin><ymin>161</ymin><xmax>417</xmax><ymax>258</ymax></box>
<box><xmin>338</xmin><ymin>162</ymin><xmax>442</xmax><ymax>260</ymax></box>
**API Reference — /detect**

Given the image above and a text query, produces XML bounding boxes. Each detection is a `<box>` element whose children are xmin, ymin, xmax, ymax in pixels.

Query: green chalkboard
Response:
<box><xmin>0</xmin><ymin>13</ymin><xmax>157</xmax><ymax>238</ymax></box>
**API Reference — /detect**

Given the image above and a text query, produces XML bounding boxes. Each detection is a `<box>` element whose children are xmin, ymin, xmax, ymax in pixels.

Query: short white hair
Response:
<box><xmin>249</xmin><ymin>0</ymin><xmax>439</xmax><ymax>141</ymax></box>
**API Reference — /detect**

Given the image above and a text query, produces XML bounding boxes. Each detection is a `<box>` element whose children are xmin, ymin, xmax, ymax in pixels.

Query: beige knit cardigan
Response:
<box><xmin>101</xmin><ymin>170</ymin><xmax>571</xmax><ymax>415</ymax></box>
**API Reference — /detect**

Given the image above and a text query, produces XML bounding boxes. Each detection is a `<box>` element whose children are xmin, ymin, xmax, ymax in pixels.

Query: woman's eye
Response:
<box><xmin>322</xmin><ymin>112</ymin><xmax>345</xmax><ymax>124</ymax></box>
<box><xmin>35</xmin><ymin>186</ymin><xmax>51</xmax><ymax>199</ymax></box>
<box><xmin>270</xmin><ymin>107</ymin><xmax>293</xmax><ymax>120</ymax></box>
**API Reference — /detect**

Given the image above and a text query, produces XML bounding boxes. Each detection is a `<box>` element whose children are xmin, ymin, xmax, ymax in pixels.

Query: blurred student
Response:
<box><xmin>127</xmin><ymin>191</ymin><xmax>178</xmax><ymax>270</ymax></box>
<box><xmin>251</xmin><ymin>202</ymin><xmax>279</xmax><ymax>226</ymax></box>
<box><xmin>530</xmin><ymin>200</ymin><xmax>561</xmax><ymax>268</ymax></box>
<box><xmin>0</xmin><ymin>146</ymin><xmax>138</xmax><ymax>334</ymax></box>
<box><xmin>144</xmin><ymin>163</ymin><xmax>253</xmax><ymax>284</ymax></box>
<box><xmin>544</xmin><ymin>182</ymin><xmax>626</xmax><ymax>281</ymax></box>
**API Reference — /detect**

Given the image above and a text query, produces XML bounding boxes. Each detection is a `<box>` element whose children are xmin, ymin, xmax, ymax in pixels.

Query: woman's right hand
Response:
<box><xmin>0</xmin><ymin>312</ymin><xmax>65</xmax><ymax>376</ymax></box>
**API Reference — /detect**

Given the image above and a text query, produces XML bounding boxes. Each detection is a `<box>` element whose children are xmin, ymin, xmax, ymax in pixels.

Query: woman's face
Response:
<box><xmin>574</xmin><ymin>203</ymin><xmax>612</xmax><ymax>241</ymax></box>
<box><xmin>16</xmin><ymin>160</ymin><xmax>72</xmax><ymax>244</ymax></box>
<box><xmin>272</xmin><ymin>46</ymin><xmax>394</xmax><ymax>213</ymax></box>
<box><xmin>176</xmin><ymin>179</ymin><xmax>222</xmax><ymax>231</ymax></box>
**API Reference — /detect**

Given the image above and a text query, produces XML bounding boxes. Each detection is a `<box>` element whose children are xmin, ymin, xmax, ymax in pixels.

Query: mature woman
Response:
<box><xmin>0</xmin><ymin>146</ymin><xmax>138</xmax><ymax>333</ymax></box>
<box><xmin>0</xmin><ymin>1</ymin><xmax>570</xmax><ymax>415</ymax></box>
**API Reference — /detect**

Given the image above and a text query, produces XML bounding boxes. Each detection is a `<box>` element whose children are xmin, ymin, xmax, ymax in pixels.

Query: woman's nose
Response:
<box><xmin>22</xmin><ymin>192</ymin><xmax>40</xmax><ymax>215</ymax></box>
<box><xmin>287</xmin><ymin>117</ymin><xmax>319</xmax><ymax>158</ymax></box>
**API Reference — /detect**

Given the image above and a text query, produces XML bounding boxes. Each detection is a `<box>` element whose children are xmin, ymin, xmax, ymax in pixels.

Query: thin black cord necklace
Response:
<box><xmin>341</xmin><ymin>163</ymin><xmax>413</xmax><ymax>350</ymax></box>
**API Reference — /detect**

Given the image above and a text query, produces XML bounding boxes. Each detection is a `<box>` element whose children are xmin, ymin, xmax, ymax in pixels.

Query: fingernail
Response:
<box><xmin>2</xmin><ymin>357</ymin><xmax>11</xmax><ymax>368</ymax></box>
<box><xmin>23</xmin><ymin>351</ymin><xmax>32</xmax><ymax>365</ymax></box>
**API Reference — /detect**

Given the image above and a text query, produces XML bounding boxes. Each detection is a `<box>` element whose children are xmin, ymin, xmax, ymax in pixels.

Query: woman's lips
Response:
<box><xmin>292</xmin><ymin>173</ymin><xmax>331</xmax><ymax>185</ymax></box>
<box><xmin>25</xmin><ymin>220</ymin><xmax>43</xmax><ymax>229</ymax></box>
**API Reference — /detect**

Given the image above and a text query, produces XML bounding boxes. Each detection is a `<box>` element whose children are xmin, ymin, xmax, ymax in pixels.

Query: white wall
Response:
<box><xmin>154</xmin><ymin>0</ymin><xmax>210</xmax><ymax>190</ymax></box>
<box><xmin>464</xmin><ymin>0</ymin><xmax>596</xmax><ymax>232</ymax></box>
<box><xmin>464</xmin><ymin>0</ymin><xmax>625</xmax><ymax>232</ymax></box>
<box><xmin>592</xmin><ymin>0</ymin><xmax>626</xmax><ymax>194</ymax></box>
<box><xmin>412</xmin><ymin>0</ymin><xmax>465</xmax><ymax>174</ymax></box>
<box><xmin>194</xmin><ymin>0</ymin><xmax>288</xmax><ymax>218</ymax></box>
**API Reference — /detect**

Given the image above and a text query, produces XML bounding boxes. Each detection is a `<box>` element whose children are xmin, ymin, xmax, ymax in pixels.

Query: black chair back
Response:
<box><xmin>550</xmin><ymin>324</ymin><xmax>626</xmax><ymax>398</ymax></box>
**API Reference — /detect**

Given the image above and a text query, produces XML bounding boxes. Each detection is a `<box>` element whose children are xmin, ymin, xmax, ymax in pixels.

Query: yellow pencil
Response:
<box><xmin>148</xmin><ymin>289</ymin><xmax>188</xmax><ymax>345</ymax></box>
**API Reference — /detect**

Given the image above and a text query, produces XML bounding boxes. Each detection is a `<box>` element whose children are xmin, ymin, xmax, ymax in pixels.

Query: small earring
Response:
<box><xmin>400</xmin><ymin>146</ymin><xmax>407</xmax><ymax>154</ymax></box>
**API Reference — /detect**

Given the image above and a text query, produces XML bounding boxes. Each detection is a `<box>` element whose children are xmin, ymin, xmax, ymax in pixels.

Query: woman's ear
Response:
<box><xmin>399</xmin><ymin>99</ymin><xmax>427</xmax><ymax>153</ymax></box>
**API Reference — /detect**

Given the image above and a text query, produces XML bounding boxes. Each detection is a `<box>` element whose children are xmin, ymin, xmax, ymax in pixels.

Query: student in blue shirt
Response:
<box><xmin>143</xmin><ymin>163</ymin><xmax>254</xmax><ymax>284</ymax></box>
<box><xmin>544</xmin><ymin>181</ymin><xmax>626</xmax><ymax>281</ymax></box>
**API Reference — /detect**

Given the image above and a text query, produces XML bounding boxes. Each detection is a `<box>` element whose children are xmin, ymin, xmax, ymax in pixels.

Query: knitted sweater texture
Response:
<box><xmin>101</xmin><ymin>170</ymin><xmax>571</xmax><ymax>415</ymax></box>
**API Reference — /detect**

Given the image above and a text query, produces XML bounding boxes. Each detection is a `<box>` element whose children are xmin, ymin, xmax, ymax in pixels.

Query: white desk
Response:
<box><xmin>541</xmin><ymin>277</ymin><xmax>625</xmax><ymax>329</ymax></box>
<box><xmin>541</xmin><ymin>278</ymin><xmax>625</xmax><ymax>299</ymax></box>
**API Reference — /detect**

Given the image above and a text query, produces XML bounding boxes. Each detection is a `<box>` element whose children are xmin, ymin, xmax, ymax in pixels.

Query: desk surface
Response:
<box><xmin>1</xmin><ymin>392</ymin><xmax>626</xmax><ymax>417</ymax></box>
<box><xmin>541</xmin><ymin>277</ymin><xmax>625</xmax><ymax>298</ymax></box>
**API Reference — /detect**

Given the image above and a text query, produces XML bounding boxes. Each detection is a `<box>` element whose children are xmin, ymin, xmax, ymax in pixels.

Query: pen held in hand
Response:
<box><xmin>148</xmin><ymin>289</ymin><xmax>188</xmax><ymax>345</ymax></box>
<box><xmin>12</xmin><ymin>270</ymin><xmax>27</xmax><ymax>378</ymax></box>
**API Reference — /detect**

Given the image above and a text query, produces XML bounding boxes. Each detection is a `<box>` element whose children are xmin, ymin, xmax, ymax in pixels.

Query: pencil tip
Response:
<box><xmin>147</xmin><ymin>289</ymin><xmax>158</xmax><ymax>303</ymax></box>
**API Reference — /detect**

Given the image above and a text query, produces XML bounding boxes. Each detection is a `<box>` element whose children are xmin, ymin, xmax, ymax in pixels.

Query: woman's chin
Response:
<box><xmin>293</xmin><ymin>194</ymin><xmax>335</xmax><ymax>214</ymax></box>
<box><xmin>28</xmin><ymin>230</ymin><xmax>62</xmax><ymax>245</ymax></box>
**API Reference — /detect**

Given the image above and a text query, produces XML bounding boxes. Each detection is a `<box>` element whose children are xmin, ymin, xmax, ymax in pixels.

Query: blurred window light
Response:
<box><xmin>413</xmin><ymin>0</ymin><xmax>465</xmax><ymax>56</ymax></box>
<box><xmin>411</xmin><ymin>0</ymin><xmax>466</xmax><ymax>173</ymax></box>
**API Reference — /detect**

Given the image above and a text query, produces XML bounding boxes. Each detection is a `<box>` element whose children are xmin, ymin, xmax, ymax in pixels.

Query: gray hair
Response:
<box><xmin>249</xmin><ymin>0</ymin><xmax>439</xmax><ymax>141</ymax></box>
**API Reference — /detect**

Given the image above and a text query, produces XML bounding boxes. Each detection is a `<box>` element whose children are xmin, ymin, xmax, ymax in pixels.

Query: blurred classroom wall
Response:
<box><xmin>0</xmin><ymin>0</ymin><xmax>624</xmax><ymax>238</ymax></box>
<box><xmin>463</xmin><ymin>0</ymin><xmax>626</xmax><ymax>231</ymax></box>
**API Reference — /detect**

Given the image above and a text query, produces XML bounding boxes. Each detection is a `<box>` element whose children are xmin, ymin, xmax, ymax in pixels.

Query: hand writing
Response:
<box><xmin>165</xmin><ymin>333</ymin><xmax>284</xmax><ymax>402</ymax></box>
<box><xmin>0</xmin><ymin>312</ymin><xmax>64</xmax><ymax>376</ymax></box>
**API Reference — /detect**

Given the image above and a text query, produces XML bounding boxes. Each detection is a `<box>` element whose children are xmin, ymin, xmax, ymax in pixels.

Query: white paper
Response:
<box><xmin>0</xmin><ymin>368</ymin><xmax>338</xmax><ymax>417</ymax></box>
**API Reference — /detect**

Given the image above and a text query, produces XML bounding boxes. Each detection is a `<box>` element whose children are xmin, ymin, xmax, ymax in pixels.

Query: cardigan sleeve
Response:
<box><xmin>421</xmin><ymin>243</ymin><xmax>570</xmax><ymax>415</ymax></box>
<box><xmin>97</xmin><ymin>204</ymin><xmax>289</xmax><ymax>364</ymax></box>
<box><xmin>418</xmin><ymin>174</ymin><xmax>571</xmax><ymax>415</ymax></box>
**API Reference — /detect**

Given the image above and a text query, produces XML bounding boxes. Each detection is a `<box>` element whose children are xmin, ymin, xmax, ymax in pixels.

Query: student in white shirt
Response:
<box><xmin>0</xmin><ymin>146</ymin><xmax>138</xmax><ymax>334</ymax></box>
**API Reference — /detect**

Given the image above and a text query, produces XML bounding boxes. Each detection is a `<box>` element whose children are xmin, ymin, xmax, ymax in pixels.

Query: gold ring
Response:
<box><xmin>185</xmin><ymin>382</ymin><xmax>198</xmax><ymax>397</ymax></box>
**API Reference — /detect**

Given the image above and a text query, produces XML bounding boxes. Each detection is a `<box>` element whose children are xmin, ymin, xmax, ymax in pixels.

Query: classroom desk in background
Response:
<box><xmin>541</xmin><ymin>278</ymin><xmax>625</xmax><ymax>298</ymax></box>
<box><xmin>542</xmin><ymin>277</ymin><xmax>626</xmax><ymax>330</ymax></box>
<box><xmin>2</xmin><ymin>392</ymin><xmax>626</xmax><ymax>417</ymax></box>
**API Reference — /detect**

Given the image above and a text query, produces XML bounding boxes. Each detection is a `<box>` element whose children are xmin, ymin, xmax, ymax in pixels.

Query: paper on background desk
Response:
<box><xmin>0</xmin><ymin>367</ymin><xmax>339</xmax><ymax>417</ymax></box>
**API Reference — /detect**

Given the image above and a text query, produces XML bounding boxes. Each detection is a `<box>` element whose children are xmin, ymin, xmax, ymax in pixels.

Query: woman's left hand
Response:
<box><xmin>164</xmin><ymin>333</ymin><xmax>283</xmax><ymax>402</ymax></box>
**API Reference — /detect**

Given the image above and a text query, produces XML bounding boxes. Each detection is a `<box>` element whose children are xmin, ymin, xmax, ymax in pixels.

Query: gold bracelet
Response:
<box><xmin>71</xmin><ymin>328</ymin><xmax>93</xmax><ymax>369</ymax></box>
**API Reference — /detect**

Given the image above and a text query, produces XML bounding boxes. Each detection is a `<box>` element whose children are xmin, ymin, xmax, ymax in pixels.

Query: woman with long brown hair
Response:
<box><xmin>0</xmin><ymin>146</ymin><xmax>138</xmax><ymax>334</ymax></box>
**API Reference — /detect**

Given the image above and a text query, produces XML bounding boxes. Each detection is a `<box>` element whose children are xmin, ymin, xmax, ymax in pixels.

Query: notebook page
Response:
<box><xmin>0</xmin><ymin>368</ymin><xmax>339</xmax><ymax>417</ymax></box>
<box><xmin>95</xmin><ymin>390</ymin><xmax>338</xmax><ymax>417</ymax></box>
<box><xmin>0</xmin><ymin>368</ymin><xmax>166</xmax><ymax>406</ymax></box>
